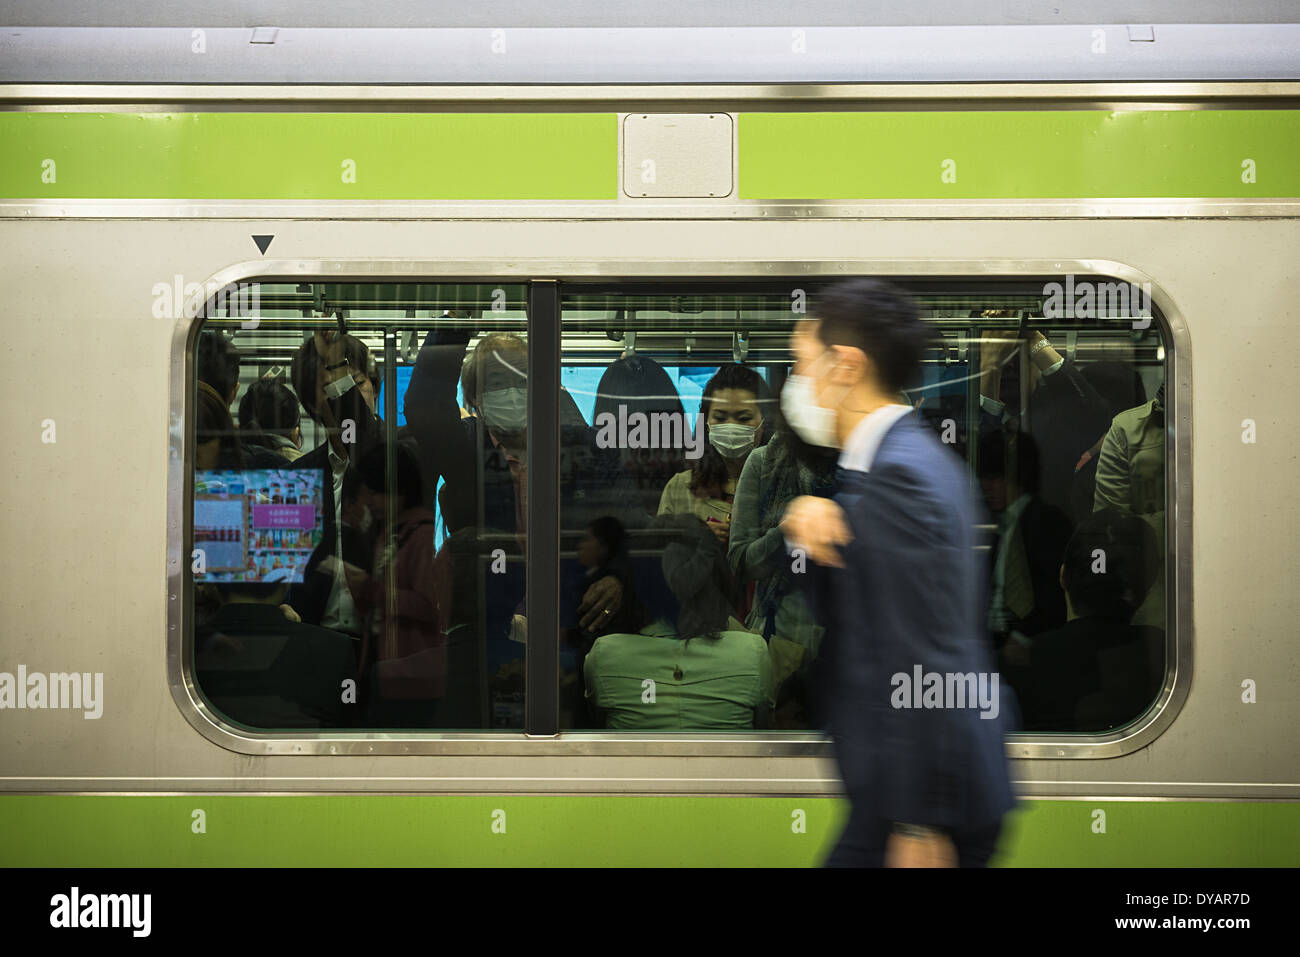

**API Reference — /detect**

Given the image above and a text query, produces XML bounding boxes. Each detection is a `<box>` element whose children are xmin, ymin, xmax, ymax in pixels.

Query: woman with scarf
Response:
<box><xmin>727</xmin><ymin>421</ymin><xmax>837</xmax><ymax>727</ymax></box>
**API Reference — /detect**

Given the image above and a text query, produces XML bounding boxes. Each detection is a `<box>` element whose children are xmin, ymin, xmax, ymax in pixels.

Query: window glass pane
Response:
<box><xmin>190</xmin><ymin>283</ymin><xmax>528</xmax><ymax>731</ymax></box>
<box><xmin>558</xmin><ymin>281</ymin><xmax>1166</xmax><ymax>734</ymax></box>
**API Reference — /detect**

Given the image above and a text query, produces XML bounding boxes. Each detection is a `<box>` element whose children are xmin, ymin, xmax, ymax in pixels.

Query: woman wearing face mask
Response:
<box><xmin>727</xmin><ymin>415</ymin><xmax>838</xmax><ymax>726</ymax></box>
<box><xmin>657</xmin><ymin>364</ymin><xmax>771</xmax><ymax>547</ymax></box>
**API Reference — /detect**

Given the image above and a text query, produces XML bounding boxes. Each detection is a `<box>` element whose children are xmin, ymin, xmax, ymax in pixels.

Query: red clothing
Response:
<box><xmin>353</xmin><ymin>507</ymin><xmax>450</xmax><ymax>699</ymax></box>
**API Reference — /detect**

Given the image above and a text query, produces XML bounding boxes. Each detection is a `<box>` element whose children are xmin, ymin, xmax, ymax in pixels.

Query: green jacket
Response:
<box><xmin>1094</xmin><ymin>397</ymin><xmax>1165</xmax><ymax>540</ymax></box>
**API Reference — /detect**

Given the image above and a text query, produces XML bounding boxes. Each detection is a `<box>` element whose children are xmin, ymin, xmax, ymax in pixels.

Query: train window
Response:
<box><xmin>558</xmin><ymin>283</ymin><xmax>1167</xmax><ymax>734</ymax></box>
<box><xmin>190</xmin><ymin>284</ymin><xmax>529</xmax><ymax>731</ymax></box>
<box><xmin>185</xmin><ymin>275</ymin><xmax>1168</xmax><ymax>740</ymax></box>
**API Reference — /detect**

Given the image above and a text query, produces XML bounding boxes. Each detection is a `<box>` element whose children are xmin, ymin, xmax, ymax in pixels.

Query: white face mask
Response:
<box><xmin>324</xmin><ymin>373</ymin><xmax>356</xmax><ymax>400</ymax></box>
<box><xmin>707</xmin><ymin>422</ymin><xmax>757</xmax><ymax>459</ymax></box>
<box><xmin>479</xmin><ymin>387</ymin><xmax>528</xmax><ymax>435</ymax></box>
<box><xmin>780</xmin><ymin>351</ymin><xmax>847</xmax><ymax>448</ymax></box>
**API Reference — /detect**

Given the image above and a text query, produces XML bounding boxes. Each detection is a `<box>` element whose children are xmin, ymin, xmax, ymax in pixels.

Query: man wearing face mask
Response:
<box><xmin>779</xmin><ymin>279</ymin><xmax>1015</xmax><ymax>868</ymax></box>
<box><xmin>287</xmin><ymin>329</ymin><xmax>386</xmax><ymax>635</ymax></box>
<box><xmin>402</xmin><ymin>327</ymin><xmax>651</xmax><ymax>643</ymax></box>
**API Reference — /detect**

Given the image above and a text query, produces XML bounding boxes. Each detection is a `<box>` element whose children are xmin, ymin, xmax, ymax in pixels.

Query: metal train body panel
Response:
<box><xmin>1</xmin><ymin>9</ymin><xmax>1298</xmax><ymax>862</ymax></box>
<box><xmin>3</xmin><ymin>215</ymin><xmax>1298</xmax><ymax>798</ymax></box>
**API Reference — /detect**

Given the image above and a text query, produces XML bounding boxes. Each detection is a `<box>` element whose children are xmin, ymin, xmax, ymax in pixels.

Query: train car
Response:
<box><xmin>2</xmin><ymin>0</ymin><xmax>1299</xmax><ymax>868</ymax></box>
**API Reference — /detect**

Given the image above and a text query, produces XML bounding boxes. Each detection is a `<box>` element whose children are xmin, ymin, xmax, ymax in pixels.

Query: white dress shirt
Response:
<box><xmin>837</xmin><ymin>403</ymin><xmax>914</xmax><ymax>474</ymax></box>
<box><xmin>782</xmin><ymin>403</ymin><xmax>912</xmax><ymax>555</ymax></box>
<box><xmin>320</xmin><ymin>443</ymin><xmax>362</xmax><ymax>635</ymax></box>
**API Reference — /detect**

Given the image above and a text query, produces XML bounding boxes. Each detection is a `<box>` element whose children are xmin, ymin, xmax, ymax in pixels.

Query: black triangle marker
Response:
<box><xmin>252</xmin><ymin>235</ymin><xmax>274</xmax><ymax>255</ymax></box>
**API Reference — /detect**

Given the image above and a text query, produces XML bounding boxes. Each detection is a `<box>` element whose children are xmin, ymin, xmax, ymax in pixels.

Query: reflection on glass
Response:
<box><xmin>560</xmin><ymin>285</ymin><xmax>1166</xmax><ymax>733</ymax></box>
<box><xmin>189</xmin><ymin>281</ymin><xmax>1167</xmax><ymax>735</ymax></box>
<box><xmin>191</xmin><ymin>285</ymin><xmax>529</xmax><ymax>731</ymax></box>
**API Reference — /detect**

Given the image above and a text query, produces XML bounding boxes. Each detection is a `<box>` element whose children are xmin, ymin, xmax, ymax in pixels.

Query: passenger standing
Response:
<box><xmin>657</xmin><ymin>363</ymin><xmax>771</xmax><ymax>548</ymax></box>
<box><xmin>238</xmin><ymin>378</ymin><xmax>307</xmax><ymax>462</ymax></box>
<box><xmin>341</xmin><ymin>444</ymin><xmax>449</xmax><ymax>728</ymax></box>
<box><xmin>779</xmin><ymin>279</ymin><xmax>1014</xmax><ymax>867</ymax></box>
<box><xmin>728</xmin><ymin>422</ymin><xmax>836</xmax><ymax>725</ymax></box>
<box><xmin>197</xmin><ymin>329</ymin><xmax>291</xmax><ymax>467</ymax></box>
<box><xmin>978</xmin><ymin>327</ymin><xmax>1117</xmax><ymax>522</ymax></box>
<box><xmin>195</xmin><ymin>380</ymin><xmax>246</xmax><ymax>474</ymax></box>
<box><xmin>402</xmin><ymin>326</ymin><xmax>647</xmax><ymax>637</ymax></box>
<box><xmin>1093</xmin><ymin>383</ymin><xmax>1166</xmax><ymax>629</ymax></box>
<box><xmin>286</xmin><ymin>330</ymin><xmax>386</xmax><ymax>636</ymax></box>
<box><xmin>593</xmin><ymin>354</ymin><xmax>687</xmax><ymax>517</ymax></box>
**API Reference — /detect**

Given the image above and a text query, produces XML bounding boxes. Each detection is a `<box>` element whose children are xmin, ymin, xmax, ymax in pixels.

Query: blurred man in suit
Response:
<box><xmin>779</xmin><ymin>279</ymin><xmax>1015</xmax><ymax>867</ymax></box>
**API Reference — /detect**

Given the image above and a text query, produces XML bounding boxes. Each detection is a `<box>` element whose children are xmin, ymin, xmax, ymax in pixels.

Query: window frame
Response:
<box><xmin>168</xmin><ymin>257</ymin><xmax>1190</xmax><ymax>759</ymax></box>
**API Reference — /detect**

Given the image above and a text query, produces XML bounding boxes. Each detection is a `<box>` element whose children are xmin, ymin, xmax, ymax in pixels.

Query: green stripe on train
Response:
<box><xmin>0</xmin><ymin>796</ymin><xmax>1296</xmax><ymax>866</ymax></box>
<box><xmin>739</xmin><ymin>110</ymin><xmax>1300</xmax><ymax>199</ymax></box>
<box><xmin>0</xmin><ymin>113</ymin><xmax>617</xmax><ymax>200</ymax></box>
<box><xmin>1</xmin><ymin>110</ymin><xmax>1298</xmax><ymax>200</ymax></box>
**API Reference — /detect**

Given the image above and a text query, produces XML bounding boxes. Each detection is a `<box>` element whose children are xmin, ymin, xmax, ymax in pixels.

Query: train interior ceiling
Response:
<box><xmin>210</xmin><ymin>281</ymin><xmax>1165</xmax><ymax>455</ymax></box>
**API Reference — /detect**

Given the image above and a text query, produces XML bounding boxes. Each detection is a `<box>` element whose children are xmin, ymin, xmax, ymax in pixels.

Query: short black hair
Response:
<box><xmin>238</xmin><ymin>378</ymin><xmax>302</xmax><ymax>438</ymax></box>
<box><xmin>654</xmin><ymin>513</ymin><xmax>734</xmax><ymax>640</ymax></box>
<box><xmin>1062</xmin><ymin>509</ymin><xmax>1159</xmax><ymax>620</ymax></box>
<box><xmin>356</xmin><ymin>442</ymin><xmax>424</xmax><ymax>508</ymax></box>
<box><xmin>814</xmin><ymin>279</ymin><xmax>927</xmax><ymax>394</ymax></box>
<box><xmin>290</xmin><ymin>333</ymin><xmax>372</xmax><ymax>422</ymax></box>
<box><xmin>587</xmin><ymin>516</ymin><xmax>628</xmax><ymax>558</ymax></box>
<box><xmin>197</xmin><ymin>330</ymin><xmax>241</xmax><ymax>403</ymax></box>
<box><xmin>196</xmin><ymin>380</ymin><xmax>246</xmax><ymax>469</ymax></box>
<box><xmin>594</xmin><ymin>354</ymin><xmax>683</xmax><ymax>422</ymax></box>
<box><xmin>690</xmin><ymin>362</ymin><xmax>772</xmax><ymax>498</ymax></box>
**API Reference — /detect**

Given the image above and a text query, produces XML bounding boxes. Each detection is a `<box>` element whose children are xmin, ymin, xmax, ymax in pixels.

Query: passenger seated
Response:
<box><xmin>584</xmin><ymin>515</ymin><xmax>773</xmax><ymax>730</ymax></box>
<box><xmin>1001</xmin><ymin>509</ymin><xmax>1162</xmax><ymax>731</ymax></box>
<box><xmin>563</xmin><ymin>515</ymin><xmax>649</xmax><ymax>728</ymax></box>
<box><xmin>574</xmin><ymin>516</ymin><xmax>646</xmax><ymax>638</ymax></box>
<box><xmin>238</xmin><ymin>378</ymin><xmax>307</xmax><ymax>462</ymax></box>
<box><xmin>977</xmin><ymin>430</ymin><xmax>1072</xmax><ymax>649</ymax></box>
<box><xmin>194</xmin><ymin>582</ymin><xmax>358</xmax><ymax>729</ymax></box>
<box><xmin>657</xmin><ymin>363</ymin><xmax>771</xmax><ymax>551</ymax></box>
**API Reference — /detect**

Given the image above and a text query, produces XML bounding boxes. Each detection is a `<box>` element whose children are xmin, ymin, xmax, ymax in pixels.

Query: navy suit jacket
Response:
<box><xmin>805</xmin><ymin>415</ymin><xmax>1016</xmax><ymax>830</ymax></box>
